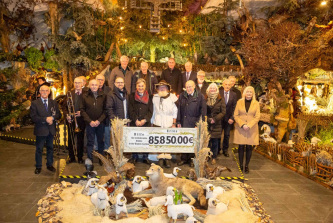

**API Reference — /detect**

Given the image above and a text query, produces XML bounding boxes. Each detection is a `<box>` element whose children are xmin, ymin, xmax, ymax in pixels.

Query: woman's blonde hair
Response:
<box><xmin>206</xmin><ymin>82</ymin><xmax>218</xmax><ymax>95</ymax></box>
<box><xmin>136</xmin><ymin>78</ymin><xmax>146</xmax><ymax>86</ymax></box>
<box><xmin>242</xmin><ymin>86</ymin><xmax>257</xmax><ymax>101</ymax></box>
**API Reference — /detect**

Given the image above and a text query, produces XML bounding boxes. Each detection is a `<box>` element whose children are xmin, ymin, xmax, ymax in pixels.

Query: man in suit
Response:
<box><xmin>228</xmin><ymin>76</ymin><xmax>242</xmax><ymax>100</ymax></box>
<box><xmin>219</xmin><ymin>79</ymin><xmax>237</xmax><ymax>157</ymax></box>
<box><xmin>177</xmin><ymin>80</ymin><xmax>207</xmax><ymax>167</ymax></box>
<box><xmin>182</xmin><ymin>62</ymin><xmax>197</xmax><ymax>89</ymax></box>
<box><xmin>63</xmin><ymin>77</ymin><xmax>85</xmax><ymax>164</ymax></box>
<box><xmin>96</xmin><ymin>74</ymin><xmax>111</xmax><ymax>151</ymax></box>
<box><xmin>108</xmin><ymin>55</ymin><xmax>133</xmax><ymax>94</ymax></box>
<box><xmin>195</xmin><ymin>70</ymin><xmax>209</xmax><ymax>96</ymax></box>
<box><xmin>160</xmin><ymin>58</ymin><xmax>182</xmax><ymax>95</ymax></box>
<box><xmin>30</xmin><ymin>85</ymin><xmax>61</xmax><ymax>174</ymax></box>
<box><xmin>131</xmin><ymin>61</ymin><xmax>158</xmax><ymax>95</ymax></box>
<box><xmin>80</xmin><ymin>79</ymin><xmax>106</xmax><ymax>163</ymax></box>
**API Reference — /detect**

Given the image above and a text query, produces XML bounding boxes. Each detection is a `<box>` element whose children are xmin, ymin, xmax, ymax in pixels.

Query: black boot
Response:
<box><xmin>245</xmin><ymin>166</ymin><xmax>249</xmax><ymax>174</ymax></box>
<box><xmin>239</xmin><ymin>165</ymin><xmax>244</xmax><ymax>172</ymax></box>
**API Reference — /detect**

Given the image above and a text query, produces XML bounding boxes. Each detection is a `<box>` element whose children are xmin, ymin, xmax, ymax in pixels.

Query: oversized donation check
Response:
<box><xmin>123</xmin><ymin>127</ymin><xmax>197</xmax><ymax>153</ymax></box>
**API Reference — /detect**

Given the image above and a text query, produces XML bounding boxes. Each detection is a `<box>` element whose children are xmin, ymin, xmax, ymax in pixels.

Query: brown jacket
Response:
<box><xmin>108</xmin><ymin>65</ymin><xmax>133</xmax><ymax>94</ymax></box>
<box><xmin>233</xmin><ymin>98</ymin><xmax>260</xmax><ymax>145</ymax></box>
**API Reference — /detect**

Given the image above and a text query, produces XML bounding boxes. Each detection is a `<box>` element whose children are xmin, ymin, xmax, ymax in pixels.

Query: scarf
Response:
<box><xmin>135</xmin><ymin>90</ymin><xmax>149</xmax><ymax>104</ymax></box>
<box><xmin>206</xmin><ymin>90</ymin><xmax>219</xmax><ymax>106</ymax></box>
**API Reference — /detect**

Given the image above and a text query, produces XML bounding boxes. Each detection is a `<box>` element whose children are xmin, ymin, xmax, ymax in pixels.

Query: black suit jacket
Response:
<box><xmin>196</xmin><ymin>81</ymin><xmax>210</xmax><ymax>96</ymax></box>
<box><xmin>182</xmin><ymin>71</ymin><xmax>197</xmax><ymax>88</ymax></box>
<box><xmin>219</xmin><ymin>88</ymin><xmax>237</xmax><ymax>121</ymax></box>
<box><xmin>160</xmin><ymin>68</ymin><xmax>182</xmax><ymax>95</ymax></box>
<box><xmin>30</xmin><ymin>98</ymin><xmax>61</xmax><ymax>136</ymax></box>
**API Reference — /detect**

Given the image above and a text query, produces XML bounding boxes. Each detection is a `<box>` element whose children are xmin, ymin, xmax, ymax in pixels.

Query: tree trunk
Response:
<box><xmin>104</xmin><ymin>42</ymin><xmax>115</xmax><ymax>62</ymax></box>
<box><xmin>150</xmin><ymin>45</ymin><xmax>156</xmax><ymax>62</ymax></box>
<box><xmin>0</xmin><ymin>10</ymin><xmax>10</xmax><ymax>52</ymax></box>
<box><xmin>116</xmin><ymin>43</ymin><xmax>122</xmax><ymax>59</ymax></box>
<box><xmin>63</xmin><ymin>66</ymin><xmax>69</xmax><ymax>94</ymax></box>
<box><xmin>48</xmin><ymin>2</ymin><xmax>59</xmax><ymax>36</ymax></box>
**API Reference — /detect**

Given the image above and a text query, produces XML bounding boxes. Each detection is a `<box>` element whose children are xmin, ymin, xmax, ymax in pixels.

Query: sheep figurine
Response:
<box><xmin>85</xmin><ymin>178</ymin><xmax>99</xmax><ymax>196</ymax></box>
<box><xmin>115</xmin><ymin>193</ymin><xmax>128</xmax><ymax>220</ymax></box>
<box><xmin>165</xmin><ymin>195</ymin><xmax>195</xmax><ymax>223</ymax></box>
<box><xmin>144</xmin><ymin>186</ymin><xmax>175</xmax><ymax>207</ymax></box>
<box><xmin>91</xmin><ymin>187</ymin><xmax>110</xmax><ymax>210</ymax></box>
<box><xmin>261</xmin><ymin>124</ymin><xmax>271</xmax><ymax>135</ymax></box>
<box><xmin>185</xmin><ymin>216</ymin><xmax>199</xmax><ymax>223</ymax></box>
<box><xmin>206</xmin><ymin>184</ymin><xmax>225</xmax><ymax>199</ymax></box>
<box><xmin>206</xmin><ymin>198</ymin><xmax>228</xmax><ymax>215</ymax></box>
<box><xmin>311</xmin><ymin>137</ymin><xmax>321</xmax><ymax>146</ymax></box>
<box><xmin>132</xmin><ymin>176</ymin><xmax>150</xmax><ymax>193</ymax></box>
<box><xmin>164</xmin><ymin>167</ymin><xmax>181</xmax><ymax>178</ymax></box>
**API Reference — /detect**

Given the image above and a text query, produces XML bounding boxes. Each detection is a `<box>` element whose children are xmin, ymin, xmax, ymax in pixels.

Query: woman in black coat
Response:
<box><xmin>206</xmin><ymin>83</ymin><xmax>226</xmax><ymax>164</ymax></box>
<box><xmin>128</xmin><ymin>78</ymin><xmax>153</xmax><ymax>164</ymax></box>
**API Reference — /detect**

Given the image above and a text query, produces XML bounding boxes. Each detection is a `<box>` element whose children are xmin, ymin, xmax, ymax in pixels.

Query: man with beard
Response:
<box><xmin>106</xmin><ymin>77</ymin><xmax>129</xmax><ymax>121</ymax></box>
<box><xmin>151</xmin><ymin>80</ymin><xmax>178</xmax><ymax>168</ymax></box>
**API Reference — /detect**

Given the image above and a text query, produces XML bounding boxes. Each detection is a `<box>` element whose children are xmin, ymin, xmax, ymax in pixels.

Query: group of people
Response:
<box><xmin>30</xmin><ymin>56</ymin><xmax>260</xmax><ymax>175</ymax></box>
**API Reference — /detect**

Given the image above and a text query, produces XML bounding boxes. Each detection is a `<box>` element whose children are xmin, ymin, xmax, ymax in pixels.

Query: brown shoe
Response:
<box><xmin>211</xmin><ymin>159</ymin><xmax>216</xmax><ymax>165</ymax></box>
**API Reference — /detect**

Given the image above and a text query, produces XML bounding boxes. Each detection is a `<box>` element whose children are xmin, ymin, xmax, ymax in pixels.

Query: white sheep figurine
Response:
<box><xmin>144</xmin><ymin>186</ymin><xmax>175</xmax><ymax>207</ymax></box>
<box><xmin>311</xmin><ymin>137</ymin><xmax>321</xmax><ymax>146</ymax></box>
<box><xmin>91</xmin><ymin>187</ymin><xmax>110</xmax><ymax>210</ymax></box>
<box><xmin>132</xmin><ymin>176</ymin><xmax>150</xmax><ymax>193</ymax></box>
<box><xmin>85</xmin><ymin>178</ymin><xmax>99</xmax><ymax>196</ymax></box>
<box><xmin>115</xmin><ymin>193</ymin><xmax>128</xmax><ymax>220</ymax></box>
<box><xmin>164</xmin><ymin>167</ymin><xmax>181</xmax><ymax>178</ymax></box>
<box><xmin>206</xmin><ymin>198</ymin><xmax>228</xmax><ymax>215</ymax></box>
<box><xmin>185</xmin><ymin>216</ymin><xmax>199</xmax><ymax>223</ymax></box>
<box><xmin>261</xmin><ymin>124</ymin><xmax>271</xmax><ymax>135</ymax></box>
<box><xmin>206</xmin><ymin>184</ymin><xmax>225</xmax><ymax>199</ymax></box>
<box><xmin>165</xmin><ymin>195</ymin><xmax>195</xmax><ymax>223</ymax></box>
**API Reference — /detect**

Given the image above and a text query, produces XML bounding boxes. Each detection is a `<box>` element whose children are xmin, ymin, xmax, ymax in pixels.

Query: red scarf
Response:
<box><xmin>135</xmin><ymin>90</ymin><xmax>149</xmax><ymax>104</ymax></box>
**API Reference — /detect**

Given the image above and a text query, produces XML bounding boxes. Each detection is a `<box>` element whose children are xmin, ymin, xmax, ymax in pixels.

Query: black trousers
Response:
<box><xmin>222</xmin><ymin>120</ymin><xmax>232</xmax><ymax>152</ymax></box>
<box><xmin>67</xmin><ymin>117</ymin><xmax>85</xmax><ymax>160</ymax></box>
<box><xmin>238</xmin><ymin>145</ymin><xmax>253</xmax><ymax>167</ymax></box>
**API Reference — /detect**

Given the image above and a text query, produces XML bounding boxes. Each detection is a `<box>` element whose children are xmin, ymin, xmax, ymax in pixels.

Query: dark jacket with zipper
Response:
<box><xmin>131</xmin><ymin>70</ymin><xmax>158</xmax><ymax>95</ymax></box>
<box><xmin>206</xmin><ymin>95</ymin><xmax>226</xmax><ymax>138</ymax></box>
<box><xmin>80</xmin><ymin>89</ymin><xmax>106</xmax><ymax>124</ymax></box>
<box><xmin>160</xmin><ymin>67</ymin><xmax>182</xmax><ymax>95</ymax></box>
<box><xmin>106</xmin><ymin>87</ymin><xmax>128</xmax><ymax>120</ymax></box>
<box><xmin>128</xmin><ymin>92</ymin><xmax>153</xmax><ymax>127</ymax></box>
<box><xmin>177</xmin><ymin>89</ymin><xmax>207</xmax><ymax>128</ymax></box>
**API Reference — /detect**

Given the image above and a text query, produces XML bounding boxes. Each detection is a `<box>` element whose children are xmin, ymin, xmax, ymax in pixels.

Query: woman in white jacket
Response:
<box><xmin>150</xmin><ymin>80</ymin><xmax>178</xmax><ymax>167</ymax></box>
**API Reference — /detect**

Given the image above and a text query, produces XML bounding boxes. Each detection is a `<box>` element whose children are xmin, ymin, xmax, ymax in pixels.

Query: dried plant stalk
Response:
<box><xmin>193</xmin><ymin>118</ymin><xmax>211</xmax><ymax>177</ymax></box>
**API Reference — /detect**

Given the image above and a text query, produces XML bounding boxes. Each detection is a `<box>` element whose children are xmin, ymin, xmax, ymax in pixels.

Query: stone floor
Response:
<box><xmin>0</xmin><ymin>139</ymin><xmax>332</xmax><ymax>223</ymax></box>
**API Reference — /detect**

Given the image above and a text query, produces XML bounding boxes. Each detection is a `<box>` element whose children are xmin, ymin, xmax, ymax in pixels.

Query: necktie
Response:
<box><xmin>186</xmin><ymin>72</ymin><xmax>189</xmax><ymax>81</ymax></box>
<box><xmin>225</xmin><ymin>92</ymin><xmax>228</xmax><ymax>104</ymax></box>
<box><xmin>43</xmin><ymin>99</ymin><xmax>48</xmax><ymax>111</ymax></box>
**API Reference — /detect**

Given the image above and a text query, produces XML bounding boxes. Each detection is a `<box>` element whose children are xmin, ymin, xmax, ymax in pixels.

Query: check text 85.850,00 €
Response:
<box><xmin>123</xmin><ymin>127</ymin><xmax>197</xmax><ymax>153</ymax></box>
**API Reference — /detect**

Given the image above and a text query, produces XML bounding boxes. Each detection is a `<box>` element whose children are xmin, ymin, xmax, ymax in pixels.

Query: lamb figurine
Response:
<box><xmin>85</xmin><ymin>178</ymin><xmax>99</xmax><ymax>196</ymax></box>
<box><xmin>164</xmin><ymin>167</ymin><xmax>181</xmax><ymax>178</ymax></box>
<box><xmin>115</xmin><ymin>193</ymin><xmax>128</xmax><ymax>220</ymax></box>
<box><xmin>144</xmin><ymin>186</ymin><xmax>175</xmax><ymax>207</ymax></box>
<box><xmin>91</xmin><ymin>187</ymin><xmax>110</xmax><ymax>210</ymax></box>
<box><xmin>132</xmin><ymin>176</ymin><xmax>150</xmax><ymax>193</ymax></box>
<box><xmin>261</xmin><ymin>124</ymin><xmax>271</xmax><ymax>135</ymax></box>
<box><xmin>185</xmin><ymin>216</ymin><xmax>199</xmax><ymax>223</ymax></box>
<box><xmin>205</xmin><ymin>184</ymin><xmax>225</xmax><ymax>199</ymax></box>
<box><xmin>165</xmin><ymin>195</ymin><xmax>195</xmax><ymax>223</ymax></box>
<box><xmin>206</xmin><ymin>198</ymin><xmax>228</xmax><ymax>215</ymax></box>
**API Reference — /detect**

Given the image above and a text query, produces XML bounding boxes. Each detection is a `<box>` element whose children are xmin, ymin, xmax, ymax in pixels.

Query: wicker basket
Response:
<box><xmin>260</xmin><ymin>112</ymin><xmax>272</xmax><ymax>123</ymax></box>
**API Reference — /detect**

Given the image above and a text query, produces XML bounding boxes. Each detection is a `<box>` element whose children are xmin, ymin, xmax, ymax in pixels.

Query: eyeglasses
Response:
<box><xmin>115</xmin><ymin>82</ymin><xmax>124</xmax><ymax>84</ymax></box>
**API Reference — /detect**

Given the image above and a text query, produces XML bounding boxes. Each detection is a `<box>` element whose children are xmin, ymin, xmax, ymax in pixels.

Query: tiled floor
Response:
<box><xmin>0</xmin><ymin>139</ymin><xmax>332</xmax><ymax>222</ymax></box>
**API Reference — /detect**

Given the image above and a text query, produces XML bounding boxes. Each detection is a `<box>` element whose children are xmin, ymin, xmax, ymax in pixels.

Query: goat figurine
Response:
<box><xmin>205</xmin><ymin>184</ymin><xmax>225</xmax><ymax>199</ymax></box>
